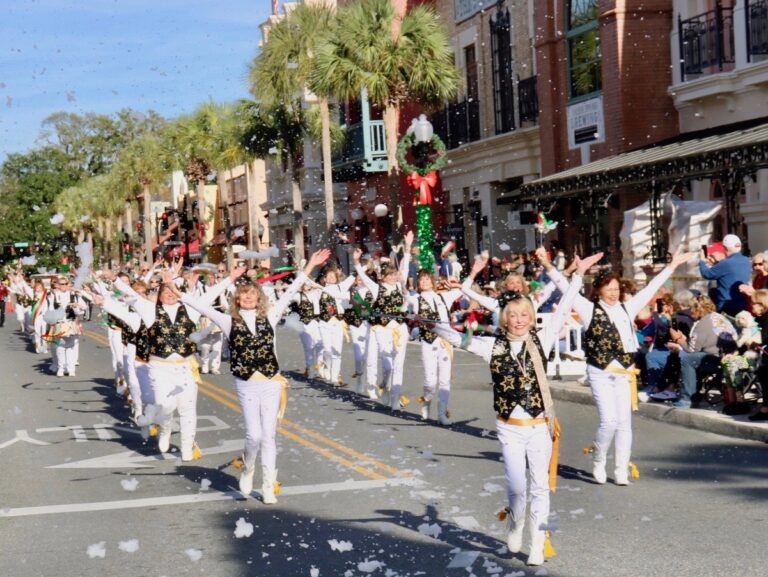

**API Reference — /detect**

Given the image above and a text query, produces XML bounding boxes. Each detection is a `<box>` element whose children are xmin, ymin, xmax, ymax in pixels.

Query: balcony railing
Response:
<box><xmin>331</xmin><ymin>120</ymin><xmax>387</xmax><ymax>173</ymax></box>
<box><xmin>432</xmin><ymin>98</ymin><xmax>481</xmax><ymax>150</ymax></box>
<box><xmin>679</xmin><ymin>2</ymin><xmax>735</xmax><ymax>81</ymax></box>
<box><xmin>748</xmin><ymin>0</ymin><xmax>768</xmax><ymax>61</ymax></box>
<box><xmin>518</xmin><ymin>75</ymin><xmax>539</xmax><ymax>125</ymax></box>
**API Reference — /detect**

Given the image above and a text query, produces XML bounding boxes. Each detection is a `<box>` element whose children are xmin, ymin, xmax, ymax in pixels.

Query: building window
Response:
<box><xmin>566</xmin><ymin>0</ymin><xmax>601</xmax><ymax>100</ymax></box>
<box><xmin>490</xmin><ymin>5</ymin><xmax>515</xmax><ymax>134</ymax></box>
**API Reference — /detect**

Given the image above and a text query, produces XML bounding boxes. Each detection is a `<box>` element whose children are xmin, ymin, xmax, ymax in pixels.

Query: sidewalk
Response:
<box><xmin>551</xmin><ymin>378</ymin><xmax>768</xmax><ymax>444</ymax></box>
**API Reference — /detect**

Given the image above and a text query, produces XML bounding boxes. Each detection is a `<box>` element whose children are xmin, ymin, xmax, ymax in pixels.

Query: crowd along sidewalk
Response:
<box><xmin>551</xmin><ymin>379</ymin><xmax>768</xmax><ymax>444</ymax></box>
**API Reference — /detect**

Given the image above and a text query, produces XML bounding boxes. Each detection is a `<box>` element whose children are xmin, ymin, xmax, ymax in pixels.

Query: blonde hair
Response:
<box><xmin>690</xmin><ymin>295</ymin><xmax>716</xmax><ymax>316</ymax></box>
<box><xmin>500</xmin><ymin>296</ymin><xmax>536</xmax><ymax>333</ymax></box>
<box><xmin>501</xmin><ymin>272</ymin><xmax>530</xmax><ymax>296</ymax></box>
<box><xmin>230</xmin><ymin>282</ymin><xmax>268</xmax><ymax>320</ymax></box>
<box><xmin>753</xmin><ymin>289</ymin><xmax>768</xmax><ymax>309</ymax></box>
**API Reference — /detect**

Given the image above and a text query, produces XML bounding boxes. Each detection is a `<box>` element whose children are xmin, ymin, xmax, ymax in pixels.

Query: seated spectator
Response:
<box><xmin>640</xmin><ymin>295</ymin><xmax>678</xmax><ymax>401</ymax></box>
<box><xmin>667</xmin><ymin>295</ymin><xmax>738</xmax><ymax>408</ymax></box>
<box><xmin>748</xmin><ymin>289</ymin><xmax>768</xmax><ymax>421</ymax></box>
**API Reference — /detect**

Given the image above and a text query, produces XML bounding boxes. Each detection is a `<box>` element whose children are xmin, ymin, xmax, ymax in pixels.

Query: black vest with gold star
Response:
<box><xmin>345</xmin><ymin>290</ymin><xmax>373</xmax><ymax>327</ymax></box>
<box><xmin>584</xmin><ymin>303</ymin><xmax>634</xmax><ymax>369</ymax></box>
<box><xmin>147</xmin><ymin>304</ymin><xmax>197</xmax><ymax>358</ymax></box>
<box><xmin>490</xmin><ymin>333</ymin><xmax>547</xmax><ymax>418</ymax></box>
<box><xmin>418</xmin><ymin>294</ymin><xmax>441</xmax><ymax>344</ymax></box>
<box><xmin>319</xmin><ymin>292</ymin><xmax>342</xmax><ymax>322</ymax></box>
<box><xmin>120</xmin><ymin>321</ymin><xmax>150</xmax><ymax>362</ymax></box>
<box><xmin>297</xmin><ymin>293</ymin><xmax>316</xmax><ymax>324</ymax></box>
<box><xmin>371</xmin><ymin>286</ymin><xmax>404</xmax><ymax>326</ymax></box>
<box><xmin>229</xmin><ymin>317</ymin><xmax>279</xmax><ymax>380</ymax></box>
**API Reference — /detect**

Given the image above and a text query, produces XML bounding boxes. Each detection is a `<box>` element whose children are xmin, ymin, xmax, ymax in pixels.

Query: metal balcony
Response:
<box><xmin>679</xmin><ymin>2</ymin><xmax>735</xmax><ymax>81</ymax></box>
<box><xmin>748</xmin><ymin>0</ymin><xmax>768</xmax><ymax>61</ymax></box>
<box><xmin>518</xmin><ymin>75</ymin><xmax>539</xmax><ymax>125</ymax></box>
<box><xmin>431</xmin><ymin>98</ymin><xmax>481</xmax><ymax>150</ymax></box>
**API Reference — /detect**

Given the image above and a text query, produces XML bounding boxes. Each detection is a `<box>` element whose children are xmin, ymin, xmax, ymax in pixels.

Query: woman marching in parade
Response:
<box><xmin>406</xmin><ymin>270</ymin><xmax>462</xmax><ymax>425</ymax></box>
<box><xmin>179</xmin><ymin>249</ymin><xmax>330</xmax><ymax>503</ymax></box>
<box><xmin>352</xmin><ymin>231</ymin><xmax>413</xmax><ymax>410</ymax></box>
<box><xmin>539</xmin><ymin>246</ymin><xmax>694</xmax><ymax>485</ymax></box>
<box><xmin>431</xmin><ymin>251</ymin><xmax>601</xmax><ymax>566</ymax></box>
<box><xmin>292</xmin><ymin>282</ymin><xmax>323</xmax><ymax>380</ymax></box>
<box><xmin>345</xmin><ymin>274</ymin><xmax>374</xmax><ymax>394</ymax></box>
<box><xmin>316</xmin><ymin>265</ymin><xmax>356</xmax><ymax>386</ymax></box>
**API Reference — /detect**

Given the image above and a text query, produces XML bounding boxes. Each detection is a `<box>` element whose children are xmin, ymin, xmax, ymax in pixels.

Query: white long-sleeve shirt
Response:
<box><xmin>406</xmin><ymin>289</ymin><xmax>462</xmax><ymax>323</ymax></box>
<box><xmin>319</xmin><ymin>275</ymin><xmax>357</xmax><ymax>314</ymax></box>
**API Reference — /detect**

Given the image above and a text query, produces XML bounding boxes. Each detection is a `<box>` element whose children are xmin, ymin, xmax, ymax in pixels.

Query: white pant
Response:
<box><xmin>299</xmin><ymin>320</ymin><xmax>321</xmax><ymax>373</ymax></box>
<box><xmin>349</xmin><ymin>322</ymin><xmax>369</xmax><ymax>375</ymax></box>
<box><xmin>198</xmin><ymin>332</ymin><xmax>223</xmax><ymax>372</ymax></box>
<box><xmin>34</xmin><ymin>317</ymin><xmax>48</xmax><ymax>353</ymax></box>
<box><xmin>421</xmin><ymin>339</ymin><xmax>452</xmax><ymax>404</ymax></box>
<box><xmin>497</xmin><ymin>413</ymin><xmax>552</xmax><ymax>543</ymax></box>
<box><xmin>319</xmin><ymin>318</ymin><xmax>345</xmax><ymax>382</ymax></box>
<box><xmin>14</xmin><ymin>304</ymin><xmax>28</xmax><ymax>331</ymax></box>
<box><xmin>587</xmin><ymin>365</ymin><xmax>633</xmax><ymax>471</ymax></box>
<box><xmin>150</xmin><ymin>357</ymin><xmax>198</xmax><ymax>454</ymax></box>
<box><xmin>123</xmin><ymin>343</ymin><xmax>143</xmax><ymax>412</ymax></box>
<box><xmin>136</xmin><ymin>362</ymin><xmax>154</xmax><ymax>406</ymax></box>
<box><xmin>107</xmin><ymin>328</ymin><xmax>125</xmax><ymax>382</ymax></box>
<box><xmin>235</xmin><ymin>377</ymin><xmax>282</xmax><ymax>475</ymax></box>
<box><xmin>366</xmin><ymin>322</ymin><xmax>409</xmax><ymax>402</ymax></box>
<box><xmin>55</xmin><ymin>335</ymin><xmax>79</xmax><ymax>374</ymax></box>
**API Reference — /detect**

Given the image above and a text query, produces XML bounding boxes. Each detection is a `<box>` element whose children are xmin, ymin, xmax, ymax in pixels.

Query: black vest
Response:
<box><xmin>229</xmin><ymin>317</ymin><xmax>279</xmax><ymax>380</ymax></box>
<box><xmin>318</xmin><ymin>292</ymin><xmax>340</xmax><ymax>322</ymax></box>
<box><xmin>50</xmin><ymin>292</ymin><xmax>78</xmax><ymax>320</ymax></box>
<box><xmin>371</xmin><ymin>286</ymin><xmax>404</xmax><ymax>326</ymax></box>
<box><xmin>120</xmin><ymin>320</ymin><xmax>150</xmax><ymax>362</ymax></box>
<box><xmin>490</xmin><ymin>333</ymin><xmax>547</xmax><ymax>418</ymax></box>
<box><xmin>418</xmin><ymin>294</ymin><xmax>443</xmax><ymax>344</ymax></box>
<box><xmin>345</xmin><ymin>290</ymin><xmax>373</xmax><ymax>327</ymax></box>
<box><xmin>583</xmin><ymin>303</ymin><xmax>635</xmax><ymax>369</ymax></box>
<box><xmin>147</xmin><ymin>304</ymin><xmax>197</xmax><ymax>358</ymax></box>
<box><xmin>297</xmin><ymin>293</ymin><xmax>316</xmax><ymax>324</ymax></box>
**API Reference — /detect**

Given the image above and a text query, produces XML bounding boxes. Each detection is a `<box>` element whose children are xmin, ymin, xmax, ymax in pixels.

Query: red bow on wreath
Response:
<box><xmin>407</xmin><ymin>171</ymin><xmax>438</xmax><ymax>205</ymax></box>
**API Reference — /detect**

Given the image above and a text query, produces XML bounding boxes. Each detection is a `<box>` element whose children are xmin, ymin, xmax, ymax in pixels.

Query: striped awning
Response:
<box><xmin>520</xmin><ymin>120</ymin><xmax>768</xmax><ymax>198</ymax></box>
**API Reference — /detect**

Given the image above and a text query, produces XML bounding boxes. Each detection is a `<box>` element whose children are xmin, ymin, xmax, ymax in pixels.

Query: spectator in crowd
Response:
<box><xmin>751</xmin><ymin>251</ymin><xmax>767</xmax><ymax>290</ymax></box>
<box><xmin>699</xmin><ymin>234</ymin><xmax>751</xmax><ymax>316</ymax></box>
<box><xmin>406</xmin><ymin>245</ymin><xmax>420</xmax><ymax>292</ymax></box>
<box><xmin>0</xmin><ymin>279</ymin><xmax>8</xmax><ymax>327</ymax></box>
<box><xmin>667</xmin><ymin>295</ymin><xmax>738</xmax><ymax>408</ymax></box>
<box><xmin>747</xmin><ymin>289</ymin><xmax>768</xmax><ymax>421</ymax></box>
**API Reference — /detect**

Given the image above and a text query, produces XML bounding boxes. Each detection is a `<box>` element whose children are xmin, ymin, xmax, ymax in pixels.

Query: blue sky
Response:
<box><xmin>0</xmin><ymin>0</ymin><xmax>274</xmax><ymax>161</ymax></box>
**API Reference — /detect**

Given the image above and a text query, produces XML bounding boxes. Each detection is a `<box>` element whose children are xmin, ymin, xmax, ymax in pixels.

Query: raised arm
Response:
<box><xmin>269</xmin><ymin>249</ymin><xmax>331</xmax><ymax>323</ymax></box>
<box><xmin>432</xmin><ymin>323</ymin><xmax>495</xmax><ymax>363</ymax></box>
<box><xmin>180</xmin><ymin>293</ymin><xmax>232</xmax><ymax>335</ymax></box>
<box><xmin>460</xmin><ymin>281</ymin><xmax>499</xmax><ymax>313</ymax></box>
<box><xmin>94</xmin><ymin>294</ymin><xmax>142</xmax><ymax>333</ymax></box>
<box><xmin>397</xmin><ymin>231</ymin><xmax>414</xmax><ymax>293</ymax></box>
<box><xmin>352</xmin><ymin>248</ymin><xmax>379</xmax><ymax>298</ymax></box>
<box><xmin>627</xmin><ymin>247</ymin><xmax>696</xmax><ymax>319</ymax></box>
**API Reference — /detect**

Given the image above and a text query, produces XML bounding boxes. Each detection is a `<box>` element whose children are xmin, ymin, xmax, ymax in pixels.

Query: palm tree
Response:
<box><xmin>113</xmin><ymin>132</ymin><xmax>170</xmax><ymax>264</ymax></box>
<box><xmin>312</xmin><ymin>0</ymin><xmax>460</xmax><ymax>232</ymax></box>
<box><xmin>249</xmin><ymin>1</ymin><xmax>338</xmax><ymax>256</ymax></box>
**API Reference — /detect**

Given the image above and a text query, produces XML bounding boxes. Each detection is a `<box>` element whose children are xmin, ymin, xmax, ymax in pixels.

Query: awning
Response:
<box><xmin>521</xmin><ymin>119</ymin><xmax>768</xmax><ymax>199</ymax></box>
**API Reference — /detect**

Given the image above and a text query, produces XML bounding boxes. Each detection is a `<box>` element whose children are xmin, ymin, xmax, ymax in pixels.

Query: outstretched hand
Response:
<box><xmin>352</xmin><ymin>247</ymin><xmax>363</xmax><ymax>264</ymax></box>
<box><xmin>669</xmin><ymin>246</ymin><xmax>697</xmax><ymax>269</ymax></box>
<box><xmin>305</xmin><ymin>249</ymin><xmax>332</xmax><ymax>274</ymax></box>
<box><xmin>229</xmin><ymin>265</ymin><xmax>248</xmax><ymax>282</ymax></box>
<box><xmin>404</xmin><ymin>230</ymin><xmax>415</xmax><ymax>249</ymax></box>
<box><xmin>470</xmin><ymin>254</ymin><xmax>488</xmax><ymax>277</ymax></box>
<box><xmin>574</xmin><ymin>252</ymin><xmax>604</xmax><ymax>276</ymax></box>
<box><xmin>534</xmin><ymin>247</ymin><xmax>552</xmax><ymax>270</ymax></box>
<box><xmin>444</xmin><ymin>278</ymin><xmax>463</xmax><ymax>289</ymax></box>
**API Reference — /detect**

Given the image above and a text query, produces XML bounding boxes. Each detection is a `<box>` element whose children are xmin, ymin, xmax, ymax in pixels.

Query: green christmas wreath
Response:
<box><xmin>396</xmin><ymin>132</ymin><xmax>448</xmax><ymax>176</ymax></box>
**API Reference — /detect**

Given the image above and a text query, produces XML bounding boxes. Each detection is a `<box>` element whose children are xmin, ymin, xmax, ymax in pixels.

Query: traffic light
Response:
<box><xmin>159</xmin><ymin>211</ymin><xmax>169</xmax><ymax>234</ymax></box>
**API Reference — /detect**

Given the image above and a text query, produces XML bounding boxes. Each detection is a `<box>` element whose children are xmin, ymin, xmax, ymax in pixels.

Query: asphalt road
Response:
<box><xmin>1</xmin><ymin>318</ymin><xmax>766</xmax><ymax>577</ymax></box>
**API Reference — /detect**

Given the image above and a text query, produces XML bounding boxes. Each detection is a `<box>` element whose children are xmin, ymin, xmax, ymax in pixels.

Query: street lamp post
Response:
<box><xmin>396</xmin><ymin>114</ymin><xmax>448</xmax><ymax>271</ymax></box>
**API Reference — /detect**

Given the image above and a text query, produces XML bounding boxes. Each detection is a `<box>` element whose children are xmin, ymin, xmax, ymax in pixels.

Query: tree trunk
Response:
<box><xmin>245</xmin><ymin>160</ymin><xmax>262</xmax><ymax>263</ymax></box>
<box><xmin>217</xmin><ymin>171</ymin><xmax>233</xmax><ymax>269</ymax></box>
<box><xmin>384</xmin><ymin>104</ymin><xmax>402</xmax><ymax>236</ymax></box>
<box><xmin>290</xmin><ymin>155</ymin><xmax>306</xmax><ymax>265</ymax></box>
<box><xmin>197</xmin><ymin>180</ymin><xmax>207</xmax><ymax>262</ymax></box>
<box><xmin>320</xmin><ymin>97</ymin><xmax>335</xmax><ymax>245</ymax></box>
<box><xmin>143</xmin><ymin>184</ymin><xmax>153</xmax><ymax>264</ymax></box>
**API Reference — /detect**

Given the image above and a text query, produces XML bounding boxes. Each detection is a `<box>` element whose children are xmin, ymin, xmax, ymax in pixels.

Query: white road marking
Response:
<box><xmin>0</xmin><ymin>477</ymin><xmax>423</xmax><ymax>518</ymax></box>
<box><xmin>36</xmin><ymin>425</ymin><xmax>88</xmax><ymax>442</ymax></box>
<box><xmin>47</xmin><ymin>439</ymin><xmax>245</xmax><ymax>469</ymax></box>
<box><xmin>92</xmin><ymin>423</ymin><xmax>114</xmax><ymax>440</ymax></box>
<box><xmin>0</xmin><ymin>429</ymin><xmax>51</xmax><ymax>449</ymax></box>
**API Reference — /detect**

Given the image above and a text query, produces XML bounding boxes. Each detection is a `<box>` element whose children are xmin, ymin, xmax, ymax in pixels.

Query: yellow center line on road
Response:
<box><xmin>199</xmin><ymin>378</ymin><xmax>406</xmax><ymax>478</ymax></box>
<box><xmin>82</xmin><ymin>330</ymin><xmax>398</xmax><ymax>481</ymax></box>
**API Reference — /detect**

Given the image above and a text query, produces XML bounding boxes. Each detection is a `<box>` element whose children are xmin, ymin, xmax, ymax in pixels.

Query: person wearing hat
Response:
<box><xmin>699</xmin><ymin>235</ymin><xmax>751</xmax><ymax>316</ymax></box>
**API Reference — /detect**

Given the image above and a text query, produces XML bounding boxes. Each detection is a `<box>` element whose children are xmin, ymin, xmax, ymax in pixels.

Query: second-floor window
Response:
<box><xmin>490</xmin><ymin>5</ymin><xmax>515</xmax><ymax>134</ymax></box>
<box><xmin>566</xmin><ymin>0</ymin><xmax>601</xmax><ymax>99</ymax></box>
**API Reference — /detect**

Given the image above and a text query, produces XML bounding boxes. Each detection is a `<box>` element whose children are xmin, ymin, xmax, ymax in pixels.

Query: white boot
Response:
<box><xmin>419</xmin><ymin>397</ymin><xmax>432</xmax><ymax>420</ymax></box>
<box><xmin>239</xmin><ymin>459</ymin><xmax>256</xmax><ymax>496</ymax></box>
<box><xmin>592</xmin><ymin>444</ymin><xmax>607</xmax><ymax>484</ymax></box>
<box><xmin>527</xmin><ymin>529</ymin><xmax>546</xmax><ymax>566</ymax></box>
<box><xmin>438</xmin><ymin>402</ymin><xmax>453</xmax><ymax>426</ymax></box>
<box><xmin>180</xmin><ymin>437</ymin><xmax>195</xmax><ymax>461</ymax></box>
<box><xmin>157</xmin><ymin>425</ymin><xmax>172</xmax><ymax>453</ymax></box>
<box><xmin>506</xmin><ymin>516</ymin><xmax>524</xmax><ymax>554</ymax></box>
<box><xmin>261</xmin><ymin>467</ymin><xmax>278</xmax><ymax>505</ymax></box>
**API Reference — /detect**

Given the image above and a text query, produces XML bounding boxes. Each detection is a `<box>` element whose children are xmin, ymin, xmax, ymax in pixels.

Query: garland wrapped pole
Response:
<box><xmin>396</xmin><ymin>117</ymin><xmax>447</xmax><ymax>272</ymax></box>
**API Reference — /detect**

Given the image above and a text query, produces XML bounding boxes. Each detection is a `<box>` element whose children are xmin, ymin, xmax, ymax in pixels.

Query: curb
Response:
<box><xmin>550</xmin><ymin>379</ymin><xmax>768</xmax><ymax>444</ymax></box>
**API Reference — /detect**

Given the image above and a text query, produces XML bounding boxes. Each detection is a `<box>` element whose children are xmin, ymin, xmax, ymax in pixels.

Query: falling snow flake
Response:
<box><xmin>87</xmin><ymin>542</ymin><xmax>106</xmax><ymax>559</ymax></box>
<box><xmin>328</xmin><ymin>539</ymin><xmax>353</xmax><ymax>552</ymax></box>
<box><xmin>118</xmin><ymin>539</ymin><xmax>139</xmax><ymax>553</ymax></box>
